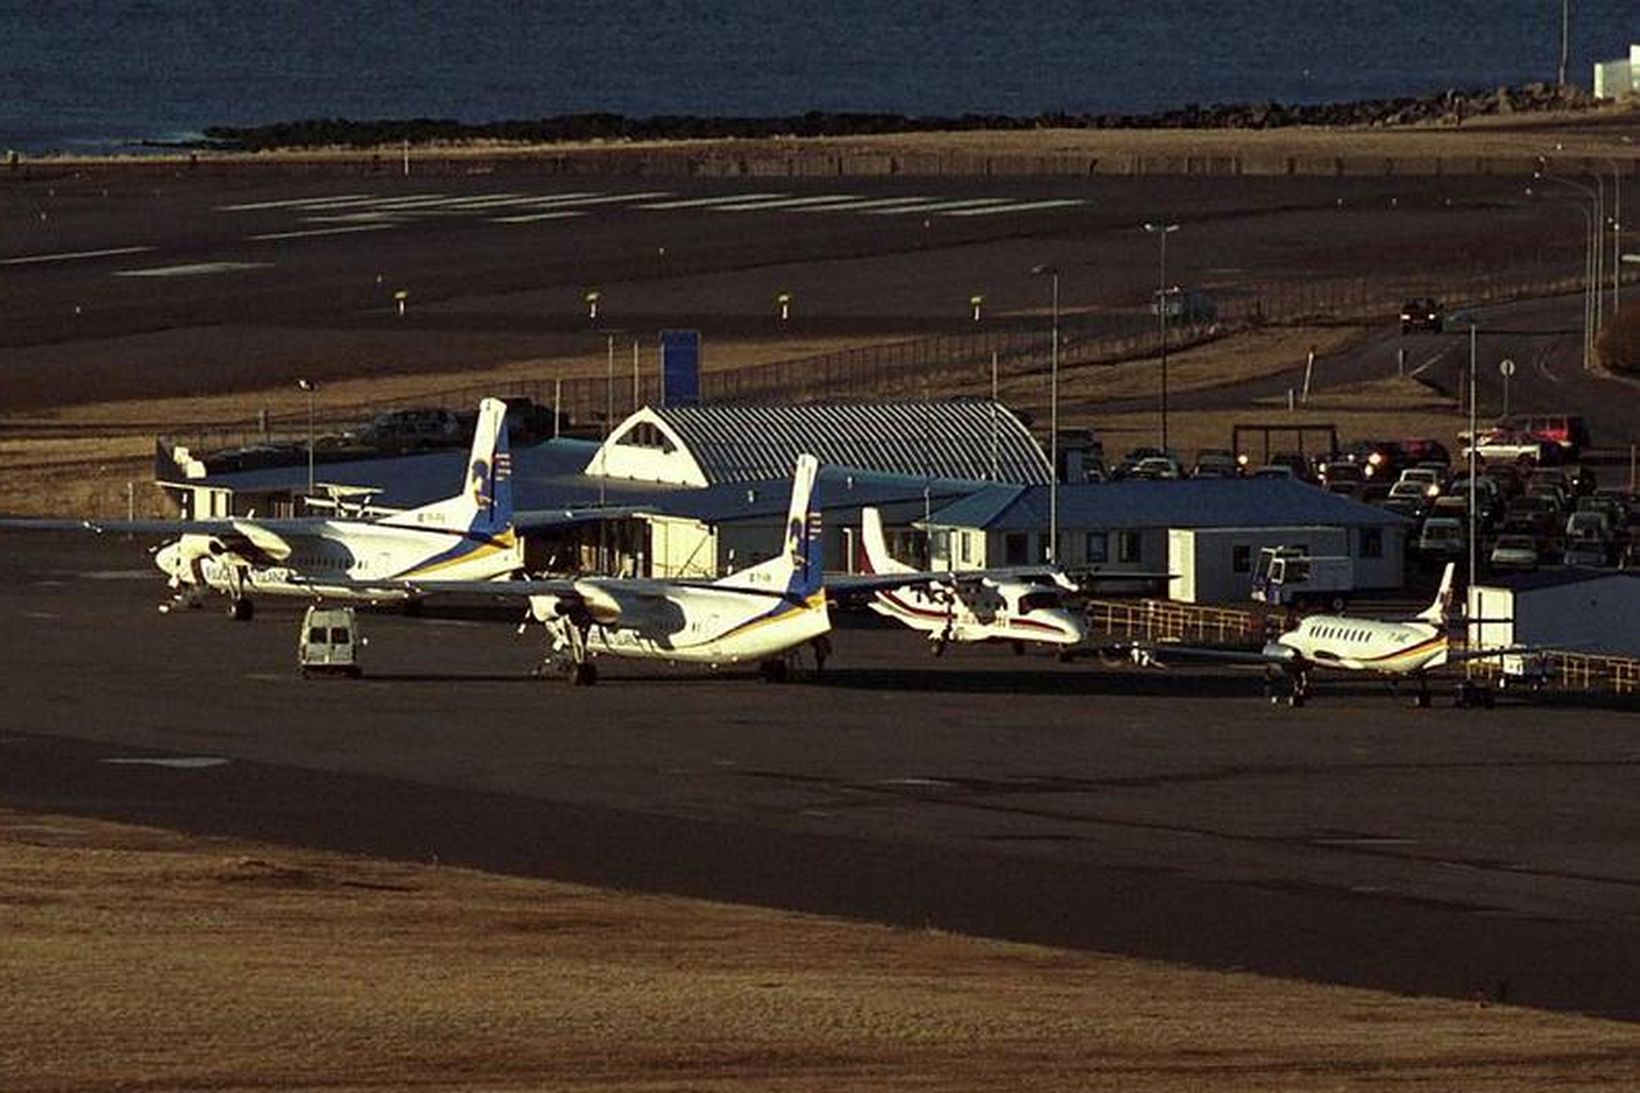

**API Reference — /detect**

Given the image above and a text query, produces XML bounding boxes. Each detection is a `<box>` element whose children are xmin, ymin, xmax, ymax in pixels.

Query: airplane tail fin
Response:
<box><xmin>715</xmin><ymin>454</ymin><xmax>823</xmax><ymax>599</ymax></box>
<box><xmin>1416</xmin><ymin>562</ymin><xmax>1456</xmax><ymax>626</ymax></box>
<box><xmin>860</xmin><ymin>506</ymin><xmax>915</xmax><ymax>576</ymax></box>
<box><xmin>381</xmin><ymin>398</ymin><xmax>513</xmax><ymax>534</ymax></box>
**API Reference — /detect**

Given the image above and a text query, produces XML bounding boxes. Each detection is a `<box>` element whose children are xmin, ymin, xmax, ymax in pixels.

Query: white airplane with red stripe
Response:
<box><xmin>851</xmin><ymin>506</ymin><xmax>1086</xmax><ymax>655</ymax></box>
<box><xmin>1135</xmin><ymin>563</ymin><xmax>1526</xmax><ymax>707</ymax></box>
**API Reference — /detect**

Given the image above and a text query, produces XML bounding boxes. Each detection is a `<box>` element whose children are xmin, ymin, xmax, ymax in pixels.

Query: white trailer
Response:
<box><xmin>1167</xmin><ymin>526</ymin><xmax>1349</xmax><ymax>604</ymax></box>
<box><xmin>1250</xmin><ymin>545</ymin><xmax>1356</xmax><ymax>609</ymax></box>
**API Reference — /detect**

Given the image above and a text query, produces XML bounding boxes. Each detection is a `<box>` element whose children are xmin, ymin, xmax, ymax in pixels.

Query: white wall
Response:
<box><xmin>1474</xmin><ymin>575</ymin><xmax>1640</xmax><ymax>656</ymax></box>
<box><xmin>1167</xmin><ymin>526</ymin><xmax>1349</xmax><ymax>604</ymax></box>
<box><xmin>1593</xmin><ymin>45</ymin><xmax>1639</xmax><ymax>99</ymax></box>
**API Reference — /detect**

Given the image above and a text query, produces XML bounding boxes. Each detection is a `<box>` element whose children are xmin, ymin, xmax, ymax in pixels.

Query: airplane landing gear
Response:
<box><xmin>539</xmin><ymin>615</ymin><xmax>598</xmax><ymax>685</ymax></box>
<box><xmin>1269</xmin><ymin>668</ymin><xmax>1309</xmax><ymax>707</ymax></box>
<box><xmin>1455</xmin><ymin>679</ymin><xmax>1496</xmax><ymax>709</ymax></box>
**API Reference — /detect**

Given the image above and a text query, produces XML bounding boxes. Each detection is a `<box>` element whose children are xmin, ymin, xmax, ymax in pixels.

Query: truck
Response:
<box><xmin>298</xmin><ymin>605</ymin><xmax>365</xmax><ymax>678</ymax></box>
<box><xmin>1250</xmin><ymin>546</ymin><xmax>1354</xmax><ymax>609</ymax></box>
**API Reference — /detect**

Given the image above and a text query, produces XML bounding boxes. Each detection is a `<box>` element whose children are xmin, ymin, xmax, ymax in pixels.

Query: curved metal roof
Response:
<box><xmin>650</xmin><ymin>400</ymin><xmax>1051</xmax><ymax>485</ymax></box>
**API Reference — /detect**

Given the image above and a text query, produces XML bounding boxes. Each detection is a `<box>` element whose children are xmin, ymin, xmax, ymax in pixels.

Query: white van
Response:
<box><xmin>298</xmin><ymin>606</ymin><xmax>364</xmax><ymax>678</ymax></box>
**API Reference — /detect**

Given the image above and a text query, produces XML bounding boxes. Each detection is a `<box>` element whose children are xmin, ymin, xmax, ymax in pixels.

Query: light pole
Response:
<box><xmin>1144</xmin><ymin>221</ymin><xmax>1180</xmax><ymax>452</ymax></box>
<box><xmin>1030</xmin><ymin>264</ymin><xmax>1060</xmax><ymax>563</ymax></box>
<box><xmin>296</xmin><ymin>379</ymin><xmax>316</xmax><ymax>499</ymax></box>
<box><xmin>1531</xmin><ymin>171</ymin><xmax>1597</xmax><ymax>369</ymax></box>
<box><xmin>1466</xmin><ymin>321</ymin><xmax>1478</xmax><ymax>613</ymax></box>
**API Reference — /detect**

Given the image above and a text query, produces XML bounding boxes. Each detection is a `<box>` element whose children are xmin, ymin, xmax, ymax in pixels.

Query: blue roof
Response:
<box><xmin>926</xmin><ymin>478</ymin><xmax>1409</xmax><ymax>531</ymax></box>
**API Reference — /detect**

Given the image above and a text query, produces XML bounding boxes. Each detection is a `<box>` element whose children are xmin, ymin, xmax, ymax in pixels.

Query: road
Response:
<box><xmin>3</xmin><ymin>529</ymin><xmax>1636</xmax><ymax>1019</ymax></box>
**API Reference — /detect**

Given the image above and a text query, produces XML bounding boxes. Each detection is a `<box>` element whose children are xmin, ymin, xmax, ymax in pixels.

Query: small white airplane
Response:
<box><xmin>847</xmin><ymin>506</ymin><xmax>1086</xmax><ymax>655</ymax></box>
<box><xmin>4</xmin><ymin>398</ymin><xmax>528</xmax><ymax>619</ymax></box>
<box><xmin>388</xmin><ymin>453</ymin><xmax>831</xmax><ymax>685</ymax></box>
<box><xmin>1135</xmin><ymin>563</ymin><xmax>1523</xmax><ymax>707</ymax></box>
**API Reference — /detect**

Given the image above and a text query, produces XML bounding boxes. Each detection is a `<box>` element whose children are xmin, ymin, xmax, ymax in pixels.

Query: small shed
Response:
<box><xmin>1468</xmin><ymin>569</ymin><xmax>1640</xmax><ymax>657</ymax></box>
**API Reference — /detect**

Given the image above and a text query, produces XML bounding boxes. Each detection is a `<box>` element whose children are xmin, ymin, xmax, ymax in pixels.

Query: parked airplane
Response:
<box><xmin>379</xmin><ymin>454</ymin><xmax>830</xmax><ymax>685</ymax></box>
<box><xmin>848</xmin><ymin>506</ymin><xmax>1086</xmax><ymax>655</ymax></box>
<box><xmin>4</xmin><ymin>398</ymin><xmax>528</xmax><ymax>619</ymax></box>
<box><xmin>1134</xmin><ymin>563</ymin><xmax>1518</xmax><ymax>707</ymax></box>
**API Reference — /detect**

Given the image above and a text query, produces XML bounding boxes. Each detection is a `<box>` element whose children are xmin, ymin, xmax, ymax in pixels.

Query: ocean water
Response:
<box><xmin>2</xmin><ymin>0</ymin><xmax>1634</xmax><ymax>152</ymax></box>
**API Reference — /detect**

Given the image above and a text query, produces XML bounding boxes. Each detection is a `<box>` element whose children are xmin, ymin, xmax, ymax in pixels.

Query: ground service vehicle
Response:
<box><xmin>1250</xmin><ymin>546</ymin><xmax>1354</xmax><ymax>609</ymax></box>
<box><xmin>299</xmin><ymin>606</ymin><xmax>364</xmax><ymax>678</ymax></box>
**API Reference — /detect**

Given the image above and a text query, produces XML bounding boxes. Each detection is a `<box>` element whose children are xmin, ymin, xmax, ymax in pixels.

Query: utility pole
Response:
<box><xmin>1558</xmin><ymin>0</ymin><xmax>1569</xmax><ymax>87</ymax></box>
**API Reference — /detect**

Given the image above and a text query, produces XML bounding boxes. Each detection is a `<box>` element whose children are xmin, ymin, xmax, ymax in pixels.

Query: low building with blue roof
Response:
<box><xmin>922</xmin><ymin>478</ymin><xmax>1410</xmax><ymax>601</ymax></box>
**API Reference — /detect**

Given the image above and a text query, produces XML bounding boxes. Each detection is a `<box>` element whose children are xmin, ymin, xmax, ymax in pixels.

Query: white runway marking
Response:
<box><xmin>247</xmin><ymin>224</ymin><xmax>395</xmax><ymax>241</ymax></box>
<box><xmin>488</xmin><ymin>210</ymin><xmax>587</xmax><ymax>224</ymax></box>
<box><xmin>705</xmin><ymin>193</ymin><xmax>863</xmax><ymax>212</ymax></box>
<box><xmin>114</xmin><ymin>261</ymin><xmax>271</xmax><ymax>278</ymax></box>
<box><xmin>793</xmin><ymin>195</ymin><xmax>933</xmax><ymax>212</ymax></box>
<box><xmin>944</xmin><ymin>198</ymin><xmax>1086</xmax><ymax>217</ymax></box>
<box><xmin>863</xmin><ymin>197</ymin><xmax>1016</xmax><ymax>215</ymax></box>
<box><xmin>637</xmin><ymin>192</ymin><xmax>786</xmax><ymax>209</ymax></box>
<box><xmin>490</xmin><ymin>191</ymin><xmax>672</xmax><ymax>223</ymax></box>
<box><xmin>101</xmin><ymin>756</ymin><xmax>232</xmax><ymax>770</ymax></box>
<box><xmin>1</xmin><ymin>245</ymin><xmax>154</xmax><ymax>266</ymax></box>
<box><xmin>216</xmin><ymin>193</ymin><xmax>373</xmax><ymax>211</ymax></box>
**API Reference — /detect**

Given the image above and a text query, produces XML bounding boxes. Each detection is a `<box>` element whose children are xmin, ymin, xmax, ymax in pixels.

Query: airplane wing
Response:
<box><xmin>0</xmin><ymin>516</ymin><xmax>299</xmax><ymax>561</ymax></box>
<box><xmin>509</xmin><ymin>505</ymin><xmax>654</xmax><ymax>533</ymax></box>
<box><xmin>1126</xmin><ymin>640</ymin><xmax>1280</xmax><ymax>669</ymax></box>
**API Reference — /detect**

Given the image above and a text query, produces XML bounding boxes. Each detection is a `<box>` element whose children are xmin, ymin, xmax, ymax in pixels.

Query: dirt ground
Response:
<box><xmin>3</xmin><ymin>808</ymin><xmax>1636</xmax><ymax>1092</ymax></box>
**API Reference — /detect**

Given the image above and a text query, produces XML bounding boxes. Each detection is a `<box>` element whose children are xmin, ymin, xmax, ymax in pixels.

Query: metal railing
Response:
<box><xmin>1083</xmin><ymin>597</ymin><xmax>1264</xmax><ymax>645</ymax></box>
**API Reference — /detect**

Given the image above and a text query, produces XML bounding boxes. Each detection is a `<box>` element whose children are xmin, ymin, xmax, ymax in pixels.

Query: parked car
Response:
<box><xmin>1400</xmin><ymin>297</ymin><xmax>1444</xmax><ymax>334</ymax></box>
<box><xmin>1563</xmin><ymin>541</ymin><xmax>1610</xmax><ymax>567</ymax></box>
<box><xmin>1396</xmin><ymin>467</ymin><xmax>1443</xmax><ymax>498</ymax></box>
<box><xmin>1415</xmin><ymin>517</ymin><xmax>1466</xmax><ymax>563</ymax></box>
<box><xmin>1192</xmin><ymin>449</ymin><xmax>1239</xmax><ymax>478</ymax></box>
<box><xmin>1490</xmin><ymin>534</ymin><xmax>1540</xmax><ymax>571</ymax></box>
<box><xmin>350</xmin><ymin>407</ymin><xmax>462</xmax><ymax>452</ymax></box>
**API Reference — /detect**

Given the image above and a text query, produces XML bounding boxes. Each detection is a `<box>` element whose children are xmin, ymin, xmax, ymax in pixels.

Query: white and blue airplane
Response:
<box><xmin>374</xmin><ymin>454</ymin><xmax>831</xmax><ymax>685</ymax></box>
<box><xmin>6</xmin><ymin>398</ymin><xmax>528</xmax><ymax>619</ymax></box>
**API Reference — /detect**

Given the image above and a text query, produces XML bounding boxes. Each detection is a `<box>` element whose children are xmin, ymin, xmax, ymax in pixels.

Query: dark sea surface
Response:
<box><xmin>2</xmin><ymin>1</ymin><xmax>1634</xmax><ymax>152</ymax></box>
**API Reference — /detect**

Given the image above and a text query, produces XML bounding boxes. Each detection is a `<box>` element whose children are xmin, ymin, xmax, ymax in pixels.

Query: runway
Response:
<box><xmin>0</xmin><ymin>166</ymin><xmax>1576</xmax><ymax>411</ymax></box>
<box><xmin>3</xmin><ymin>529</ymin><xmax>1636</xmax><ymax>1019</ymax></box>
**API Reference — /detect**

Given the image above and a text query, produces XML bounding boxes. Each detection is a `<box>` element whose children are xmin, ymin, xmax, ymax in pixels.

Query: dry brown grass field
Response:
<box><xmin>4</xmin><ymin>809</ymin><xmax>1637</xmax><ymax>1092</ymax></box>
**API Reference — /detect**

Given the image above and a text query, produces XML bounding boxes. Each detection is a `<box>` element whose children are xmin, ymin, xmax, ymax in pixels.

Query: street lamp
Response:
<box><xmin>1144</xmin><ymin>221</ymin><xmax>1180</xmax><ymax>451</ymax></box>
<box><xmin>1030</xmin><ymin>264</ymin><xmax>1060</xmax><ymax>563</ymax></box>
<box><xmin>296</xmin><ymin>379</ymin><xmax>316</xmax><ymax>499</ymax></box>
<box><xmin>1534</xmin><ymin>167</ymin><xmax>1600</xmax><ymax>369</ymax></box>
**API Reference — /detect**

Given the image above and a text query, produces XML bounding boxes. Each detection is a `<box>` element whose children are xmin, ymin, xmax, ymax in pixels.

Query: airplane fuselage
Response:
<box><xmin>159</xmin><ymin>523</ymin><xmax>523</xmax><ymax>600</ymax></box>
<box><xmin>537</xmin><ymin>586</ymin><xmax>831</xmax><ymax>666</ymax></box>
<box><xmin>869</xmin><ymin>580</ymin><xmax>1084</xmax><ymax>647</ymax></box>
<box><xmin>1273</xmin><ymin>614</ymin><xmax>1449</xmax><ymax>675</ymax></box>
